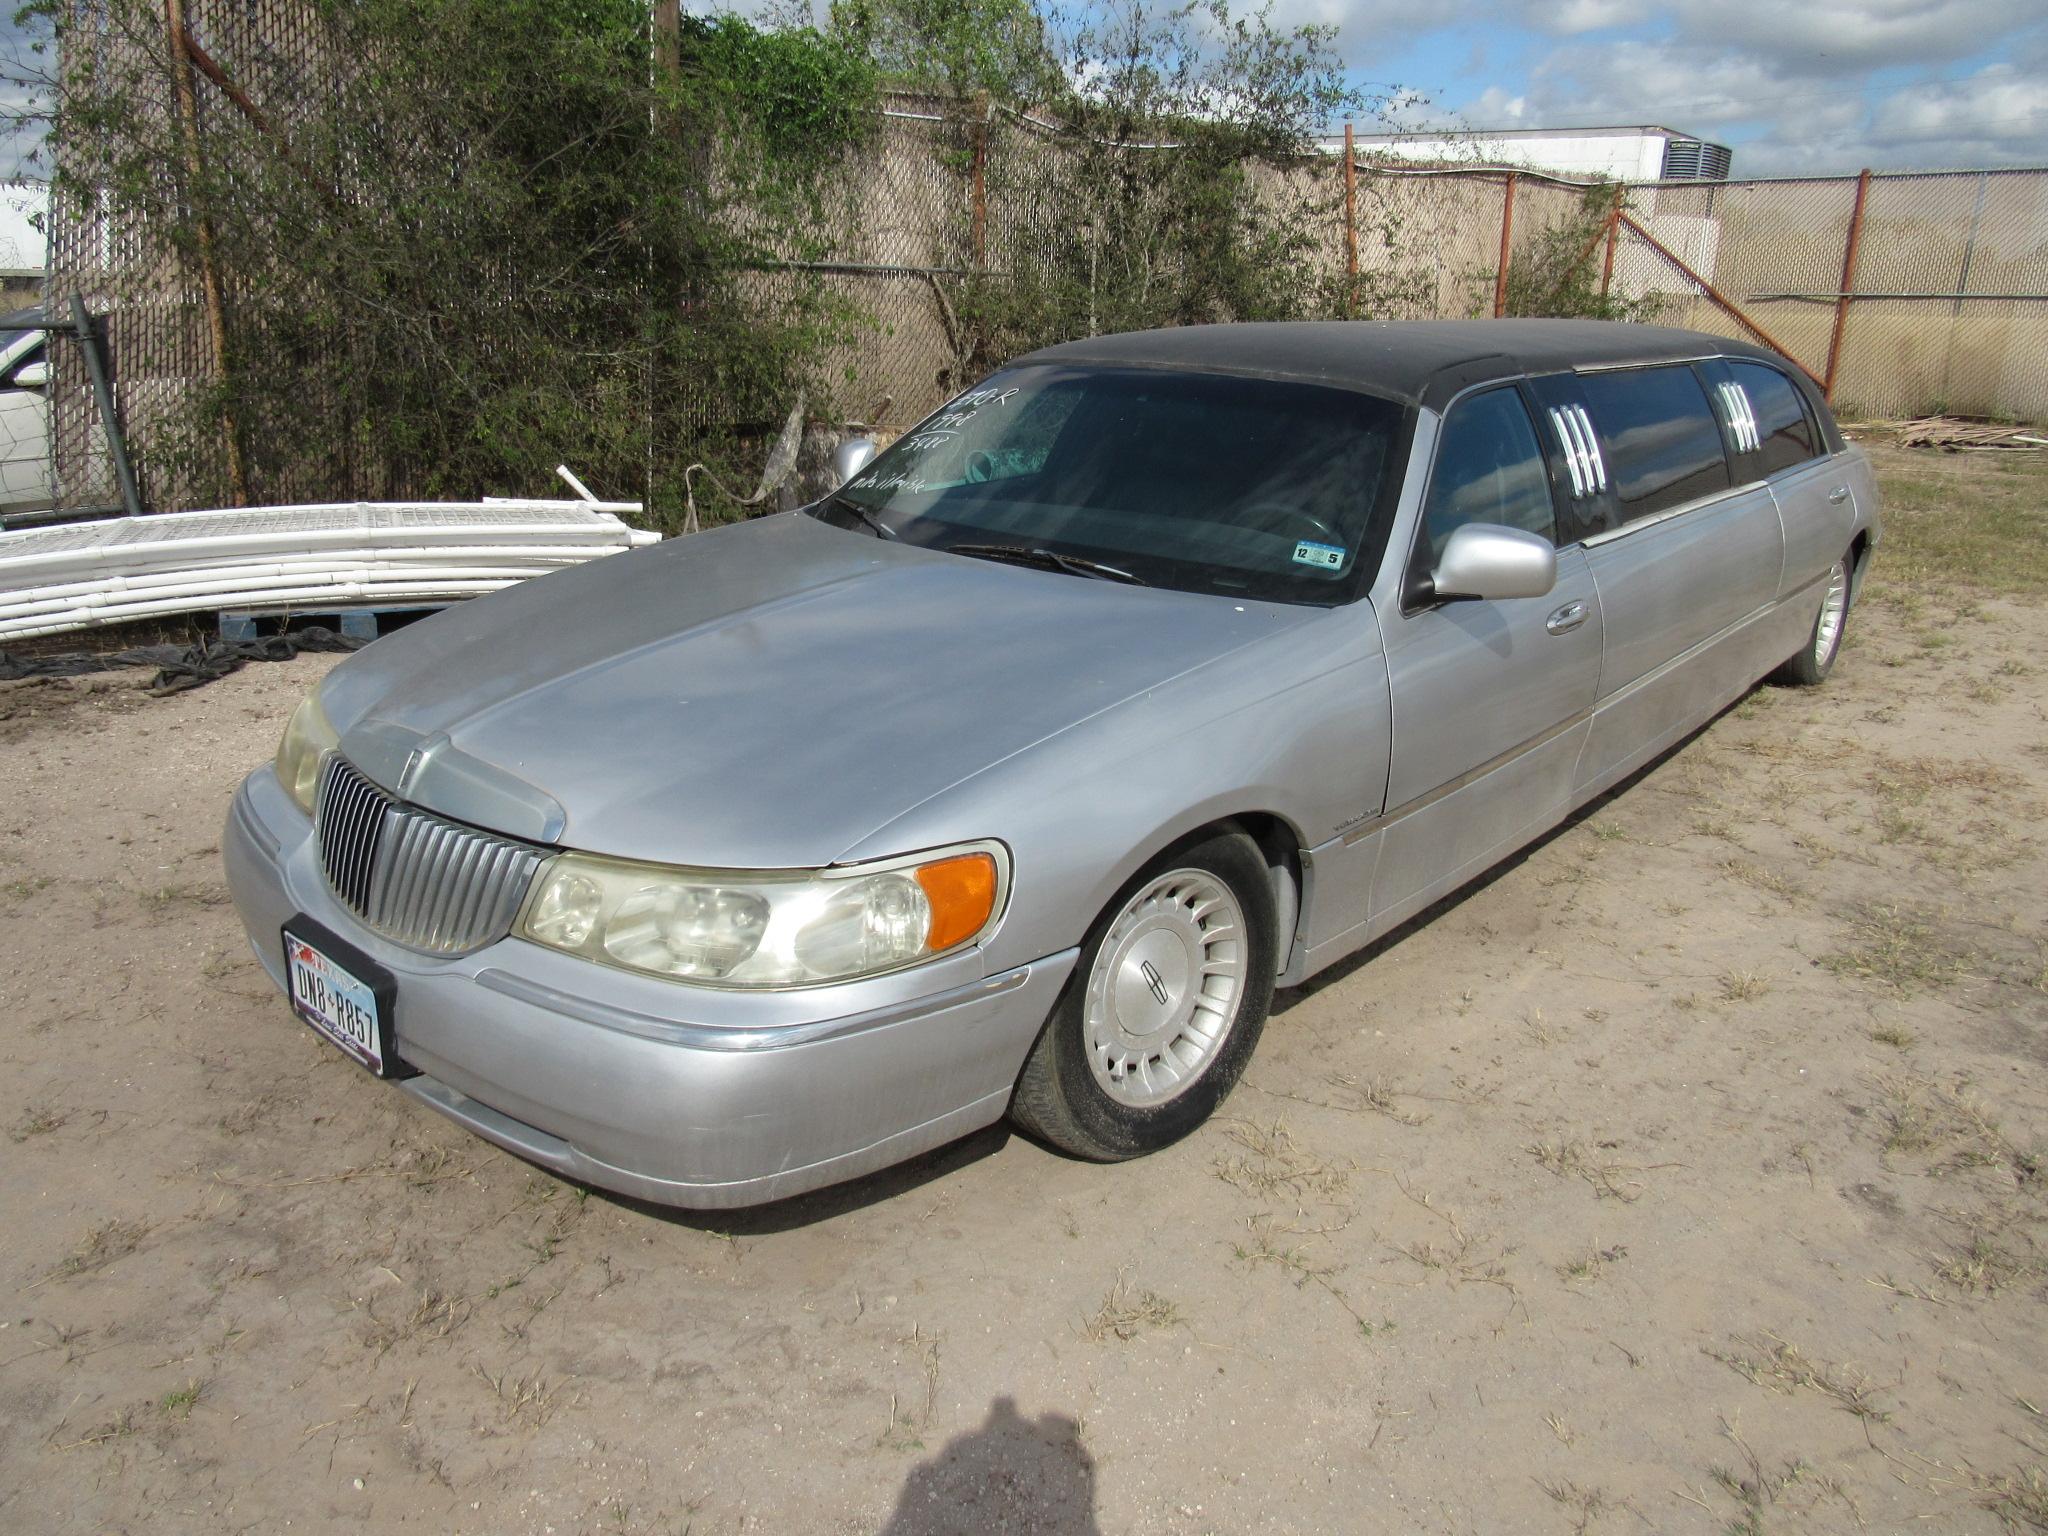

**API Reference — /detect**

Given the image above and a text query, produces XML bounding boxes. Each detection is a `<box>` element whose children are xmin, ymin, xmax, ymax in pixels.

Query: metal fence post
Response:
<box><xmin>1823</xmin><ymin>168</ymin><xmax>1872</xmax><ymax>402</ymax></box>
<box><xmin>1493</xmin><ymin>172</ymin><xmax>1517</xmax><ymax>318</ymax></box>
<box><xmin>70</xmin><ymin>293</ymin><xmax>143</xmax><ymax>519</ymax></box>
<box><xmin>1600</xmin><ymin>199</ymin><xmax>1620</xmax><ymax>300</ymax></box>
<box><xmin>1342</xmin><ymin>122</ymin><xmax>1358</xmax><ymax>319</ymax></box>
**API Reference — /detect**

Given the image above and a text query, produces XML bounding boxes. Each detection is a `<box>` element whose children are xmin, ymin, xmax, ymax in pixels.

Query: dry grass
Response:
<box><xmin>1082</xmin><ymin>1268</ymin><xmax>1182</xmax><ymax>1343</ymax></box>
<box><xmin>1556</xmin><ymin>1245</ymin><xmax>1628</xmax><ymax>1285</ymax></box>
<box><xmin>1978</xmin><ymin>1464</ymin><xmax>2048</xmax><ymax>1531</ymax></box>
<box><xmin>1706</xmin><ymin>1334</ymin><xmax>1894</xmax><ymax>1431</ymax></box>
<box><xmin>1873</xmin><ymin>1070</ymin><xmax>2024</xmax><ymax>1176</ymax></box>
<box><xmin>1721</xmin><ymin>858</ymin><xmax>1806</xmax><ymax>903</ymax></box>
<box><xmin>1820</xmin><ymin>905</ymin><xmax>1975</xmax><ymax>995</ymax></box>
<box><xmin>1931</xmin><ymin>1229</ymin><xmax>2040</xmax><ymax>1296</ymax></box>
<box><xmin>1530</xmin><ymin>1139</ymin><xmax>1658</xmax><ymax>1204</ymax></box>
<box><xmin>472</xmin><ymin>1362</ymin><xmax>565</xmax><ymax>1425</ymax></box>
<box><xmin>1212</xmin><ymin>1118</ymin><xmax>1352</xmax><ymax>1199</ymax></box>
<box><xmin>1861</xmin><ymin>443</ymin><xmax>2048</xmax><ymax>597</ymax></box>
<box><xmin>1718</xmin><ymin>970</ymin><xmax>1773</xmax><ymax>1004</ymax></box>
<box><xmin>9</xmin><ymin>1104</ymin><xmax>68</xmax><ymax>1142</ymax></box>
<box><xmin>1231</xmin><ymin>1216</ymin><xmax>1392</xmax><ymax>1338</ymax></box>
<box><xmin>1705</xmin><ymin>1417</ymin><xmax>1861</xmax><ymax>1535</ymax></box>
<box><xmin>1535</xmin><ymin>1478</ymin><xmax>1613</xmax><ymax>1534</ymax></box>
<box><xmin>56</xmin><ymin>1219</ymin><xmax>148</xmax><ymax>1280</ymax></box>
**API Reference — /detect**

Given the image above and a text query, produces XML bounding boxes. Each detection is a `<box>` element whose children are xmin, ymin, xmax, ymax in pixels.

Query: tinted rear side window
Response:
<box><xmin>1727</xmin><ymin>361</ymin><xmax>1820</xmax><ymax>477</ymax></box>
<box><xmin>1579</xmin><ymin>366</ymin><xmax>1730</xmax><ymax>520</ymax></box>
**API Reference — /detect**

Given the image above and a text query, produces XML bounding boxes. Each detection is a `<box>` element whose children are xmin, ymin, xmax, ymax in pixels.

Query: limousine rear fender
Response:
<box><xmin>1843</xmin><ymin>449</ymin><xmax>1883</xmax><ymax>599</ymax></box>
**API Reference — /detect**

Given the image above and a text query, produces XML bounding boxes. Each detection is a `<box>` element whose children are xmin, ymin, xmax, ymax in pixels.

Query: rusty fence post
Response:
<box><xmin>165</xmin><ymin>0</ymin><xmax>248</xmax><ymax>506</ymax></box>
<box><xmin>1823</xmin><ymin>168</ymin><xmax>1872</xmax><ymax>402</ymax></box>
<box><xmin>1600</xmin><ymin>197</ymin><xmax>1620</xmax><ymax>300</ymax></box>
<box><xmin>1492</xmin><ymin>171</ymin><xmax>1516</xmax><ymax>318</ymax></box>
<box><xmin>1342</xmin><ymin>122</ymin><xmax>1358</xmax><ymax>319</ymax></box>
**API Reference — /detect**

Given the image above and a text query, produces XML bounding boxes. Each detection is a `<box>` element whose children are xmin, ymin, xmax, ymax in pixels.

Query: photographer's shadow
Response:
<box><xmin>879</xmin><ymin>1395</ymin><xmax>1101</xmax><ymax>1535</ymax></box>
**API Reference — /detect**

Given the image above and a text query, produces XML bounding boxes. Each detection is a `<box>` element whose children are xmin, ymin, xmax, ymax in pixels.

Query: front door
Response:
<box><xmin>1369</xmin><ymin>385</ymin><xmax>1604</xmax><ymax>931</ymax></box>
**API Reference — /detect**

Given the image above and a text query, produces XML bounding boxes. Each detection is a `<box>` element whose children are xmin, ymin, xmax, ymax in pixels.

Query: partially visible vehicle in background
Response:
<box><xmin>0</xmin><ymin>306</ymin><xmax>50</xmax><ymax>518</ymax></box>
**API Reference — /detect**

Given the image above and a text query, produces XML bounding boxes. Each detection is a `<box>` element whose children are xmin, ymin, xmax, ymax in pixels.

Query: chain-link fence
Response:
<box><xmin>1627</xmin><ymin>169</ymin><xmax>2048</xmax><ymax>420</ymax></box>
<box><xmin>45</xmin><ymin>31</ymin><xmax>2048</xmax><ymax>515</ymax></box>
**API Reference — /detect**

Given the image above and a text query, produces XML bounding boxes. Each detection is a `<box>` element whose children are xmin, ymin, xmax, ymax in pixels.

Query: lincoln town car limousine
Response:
<box><xmin>225</xmin><ymin>320</ymin><xmax>1880</xmax><ymax>1208</ymax></box>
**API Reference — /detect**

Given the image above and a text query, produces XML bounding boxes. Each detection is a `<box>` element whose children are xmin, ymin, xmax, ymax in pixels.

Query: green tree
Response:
<box><xmin>35</xmin><ymin>0</ymin><xmax>877</xmax><ymax>525</ymax></box>
<box><xmin>955</xmin><ymin>0</ymin><xmax>1395</xmax><ymax>365</ymax></box>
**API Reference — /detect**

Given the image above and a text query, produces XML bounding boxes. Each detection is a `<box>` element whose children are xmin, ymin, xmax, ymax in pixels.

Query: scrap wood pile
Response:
<box><xmin>0</xmin><ymin>499</ymin><xmax>660</xmax><ymax>642</ymax></box>
<box><xmin>1876</xmin><ymin>417</ymin><xmax>2048</xmax><ymax>451</ymax></box>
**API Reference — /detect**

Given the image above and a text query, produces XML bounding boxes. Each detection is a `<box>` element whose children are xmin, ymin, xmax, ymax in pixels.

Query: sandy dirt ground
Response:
<box><xmin>1</xmin><ymin>445</ymin><xmax>2044</xmax><ymax>1535</ymax></box>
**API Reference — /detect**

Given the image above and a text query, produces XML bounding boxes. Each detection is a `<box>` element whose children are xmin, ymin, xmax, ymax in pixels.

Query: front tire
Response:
<box><xmin>1772</xmin><ymin>550</ymin><xmax>1853</xmax><ymax>687</ymax></box>
<box><xmin>1009</xmin><ymin>828</ymin><xmax>1277</xmax><ymax>1161</ymax></box>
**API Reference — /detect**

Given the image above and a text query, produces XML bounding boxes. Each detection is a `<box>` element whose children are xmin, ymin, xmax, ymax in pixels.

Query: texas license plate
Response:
<box><xmin>283</xmin><ymin>919</ymin><xmax>403</xmax><ymax>1077</ymax></box>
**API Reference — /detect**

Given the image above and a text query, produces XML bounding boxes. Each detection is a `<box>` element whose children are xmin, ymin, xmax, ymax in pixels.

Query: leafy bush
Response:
<box><xmin>38</xmin><ymin>0</ymin><xmax>877</xmax><ymax>527</ymax></box>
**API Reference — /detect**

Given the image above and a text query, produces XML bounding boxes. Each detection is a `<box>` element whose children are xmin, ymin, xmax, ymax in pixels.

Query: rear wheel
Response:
<box><xmin>1009</xmin><ymin>829</ymin><xmax>1277</xmax><ymax>1161</ymax></box>
<box><xmin>1771</xmin><ymin>550</ymin><xmax>1852</xmax><ymax>687</ymax></box>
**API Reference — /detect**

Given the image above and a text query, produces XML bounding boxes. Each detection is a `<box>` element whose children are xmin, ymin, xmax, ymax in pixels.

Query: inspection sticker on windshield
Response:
<box><xmin>1292</xmin><ymin>540</ymin><xmax>1346</xmax><ymax>571</ymax></box>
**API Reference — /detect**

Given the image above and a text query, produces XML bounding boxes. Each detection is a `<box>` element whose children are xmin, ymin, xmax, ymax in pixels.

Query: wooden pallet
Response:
<box><xmin>217</xmin><ymin>602</ymin><xmax>445</xmax><ymax>643</ymax></box>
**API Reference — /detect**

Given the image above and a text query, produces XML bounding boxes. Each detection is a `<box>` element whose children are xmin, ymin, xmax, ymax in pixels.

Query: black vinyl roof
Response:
<box><xmin>1018</xmin><ymin>319</ymin><xmax>1797</xmax><ymax>411</ymax></box>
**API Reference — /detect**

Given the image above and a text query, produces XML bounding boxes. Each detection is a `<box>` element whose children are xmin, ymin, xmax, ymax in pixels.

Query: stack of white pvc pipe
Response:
<box><xmin>0</xmin><ymin>500</ymin><xmax>660</xmax><ymax>640</ymax></box>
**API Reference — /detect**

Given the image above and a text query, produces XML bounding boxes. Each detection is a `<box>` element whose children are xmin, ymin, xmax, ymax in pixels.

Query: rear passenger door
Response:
<box><xmin>1712</xmin><ymin>358</ymin><xmax>1856</xmax><ymax>599</ymax></box>
<box><xmin>1369</xmin><ymin>385</ymin><xmax>1604</xmax><ymax>929</ymax></box>
<box><xmin>1563</xmin><ymin>363</ymin><xmax>1785</xmax><ymax>797</ymax></box>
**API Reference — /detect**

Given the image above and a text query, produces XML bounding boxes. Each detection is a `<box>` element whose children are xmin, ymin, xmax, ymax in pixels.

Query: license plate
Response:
<box><xmin>283</xmin><ymin>919</ymin><xmax>404</xmax><ymax>1078</ymax></box>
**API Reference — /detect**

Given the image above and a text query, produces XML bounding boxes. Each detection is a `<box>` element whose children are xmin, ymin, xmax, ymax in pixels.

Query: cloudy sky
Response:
<box><xmin>1324</xmin><ymin>0</ymin><xmax>2048</xmax><ymax>175</ymax></box>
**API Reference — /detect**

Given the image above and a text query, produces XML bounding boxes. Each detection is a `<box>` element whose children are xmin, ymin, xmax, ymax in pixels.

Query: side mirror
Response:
<box><xmin>831</xmin><ymin>434</ymin><xmax>878</xmax><ymax>487</ymax></box>
<box><xmin>11</xmin><ymin>359</ymin><xmax>48</xmax><ymax>390</ymax></box>
<box><xmin>1430</xmin><ymin>523</ymin><xmax>1557</xmax><ymax>602</ymax></box>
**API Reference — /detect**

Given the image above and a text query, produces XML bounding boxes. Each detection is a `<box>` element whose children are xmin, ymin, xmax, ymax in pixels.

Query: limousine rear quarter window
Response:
<box><xmin>1727</xmin><ymin>360</ymin><xmax>1822</xmax><ymax>477</ymax></box>
<box><xmin>1580</xmin><ymin>365</ymin><xmax>1731</xmax><ymax>518</ymax></box>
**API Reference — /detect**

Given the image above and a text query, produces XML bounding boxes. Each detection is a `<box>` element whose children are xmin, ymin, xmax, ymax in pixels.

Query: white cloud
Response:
<box><xmin>1421</xmin><ymin>9</ymin><xmax>2048</xmax><ymax>174</ymax></box>
<box><xmin>1544</xmin><ymin>0</ymin><xmax>1654</xmax><ymax>35</ymax></box>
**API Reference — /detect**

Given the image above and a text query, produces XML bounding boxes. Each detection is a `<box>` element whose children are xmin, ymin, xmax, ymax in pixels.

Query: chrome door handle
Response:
<box><xmin>1546</xmin><ymin>600</ymin><xmax>1588</xmax><ymax>635</ymax></box>
<box><xmin>1828</xmin><ymin>486</ymin><xmax>1851</xmax><ymax>504</ymax></box>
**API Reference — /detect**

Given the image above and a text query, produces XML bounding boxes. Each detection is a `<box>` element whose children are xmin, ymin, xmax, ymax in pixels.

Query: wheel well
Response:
<box><xmin>1848</xmin><ymin>529</ymin><xmax>1872</xmax><ymax>601</ymax></box>
<box><xmin>1226</xmin><ymin>812</ymin><xmax>1300</xmax><ymax>877</ymax></box>
<box><xmin>1214</xmin><ymin>812</ymin><xmax>1304</xmax><ymax>972</ymax></box>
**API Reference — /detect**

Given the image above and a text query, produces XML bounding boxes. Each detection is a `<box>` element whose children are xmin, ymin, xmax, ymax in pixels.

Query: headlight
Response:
<box><xmin>515</xmin><ymin>842</ymin><xmax>1008</xmax><ymax>988</ymax></box>
<box><xmin>275</xmin><ymin>689</ymin><xmax>339</xmax><ymax>814</ymax></box>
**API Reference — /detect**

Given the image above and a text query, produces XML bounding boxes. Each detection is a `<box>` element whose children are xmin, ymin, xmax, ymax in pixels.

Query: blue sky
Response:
<box><xmin>1313</xmin><ymin>0</ymin><xmax>2048</xmax><ymax>175</ymax></box>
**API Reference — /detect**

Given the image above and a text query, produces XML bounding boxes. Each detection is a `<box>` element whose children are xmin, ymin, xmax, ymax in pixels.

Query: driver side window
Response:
<box><xmin>1419</xmin><ymin>388</ymin><xmax>1556</xmax><ymax>565</ymax></box>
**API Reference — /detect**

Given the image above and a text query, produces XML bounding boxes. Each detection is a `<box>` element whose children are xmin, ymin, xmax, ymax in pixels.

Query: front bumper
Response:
<box><xmin>223</xmin><ymin>766</ymin><xmax>1076</xmax><ymax>1209</ymax></box>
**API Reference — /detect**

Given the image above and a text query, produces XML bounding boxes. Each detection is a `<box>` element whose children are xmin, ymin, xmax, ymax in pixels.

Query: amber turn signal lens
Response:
<box><xmin>915</xmin><ymin>852</ymin><xmax>1000</xmax><ymax>952</ymax></box>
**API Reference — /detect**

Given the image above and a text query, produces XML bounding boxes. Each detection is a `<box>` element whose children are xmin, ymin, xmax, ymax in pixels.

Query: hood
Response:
<box><xmin>320</xmin><ymin>512</ymin><xmax>1313</xmax><ymax>868</ymax></box>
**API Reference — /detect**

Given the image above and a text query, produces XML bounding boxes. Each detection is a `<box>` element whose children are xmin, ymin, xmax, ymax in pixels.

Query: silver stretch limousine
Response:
<box><xmin>225</xmin><ymin>320</ymin><xmax>1880</xmax><ymax>1208</ymax></box>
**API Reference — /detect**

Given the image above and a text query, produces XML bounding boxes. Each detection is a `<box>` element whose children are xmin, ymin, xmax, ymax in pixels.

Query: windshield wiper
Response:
<box><xmin>821</xmin><ymin>494</ymin><xmax>897</xmax><ymax>540</ymax></box>
<box><xmin>946</xmin><ymin>543</ymin><xmax>1148</xmax><ymax>586</ymax></box>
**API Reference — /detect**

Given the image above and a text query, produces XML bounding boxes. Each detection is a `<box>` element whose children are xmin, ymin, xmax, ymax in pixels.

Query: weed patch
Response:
<box><xmin>1083</xmin><ymin>1268</ymin><xmax>1182</xmax><ymax>1343</ymax></box>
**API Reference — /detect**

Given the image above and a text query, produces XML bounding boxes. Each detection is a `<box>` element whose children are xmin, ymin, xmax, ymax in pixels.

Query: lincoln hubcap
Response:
<box><xmin>1083</xmin><ymin>869</ymin><xmax>1246</xmax><ymax>1108</ymax></box>
<box><xmin>1816</xmin><ymin>559</ymin><xmax>1849</xmax><ymax>664</ymax></box>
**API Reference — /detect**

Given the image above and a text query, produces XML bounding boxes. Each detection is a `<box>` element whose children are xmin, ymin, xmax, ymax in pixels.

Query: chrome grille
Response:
<box><xmin>314</xmin><ymin>756</ymin><xmax>544</xmax><ymax>955</ymax></box>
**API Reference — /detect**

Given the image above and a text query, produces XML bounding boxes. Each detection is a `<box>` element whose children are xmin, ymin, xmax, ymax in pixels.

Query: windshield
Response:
<box><xmin>817</xmin><ymin>364</ymin><xmax>1405</xmax><ymax>605</ymax></box>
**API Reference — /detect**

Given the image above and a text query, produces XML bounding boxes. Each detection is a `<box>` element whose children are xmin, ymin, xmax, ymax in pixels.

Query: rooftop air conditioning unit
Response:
<box><xmin>1662</xmin><ymin>138</ymin><xmax>1733</xmax><ymax>181</ymax></box>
